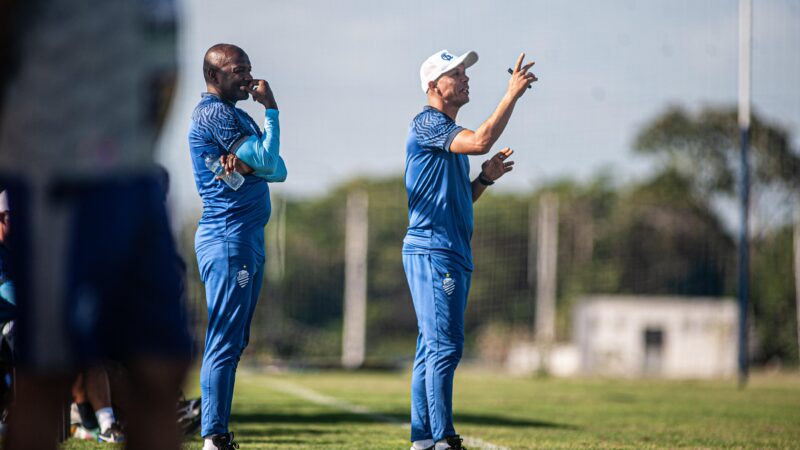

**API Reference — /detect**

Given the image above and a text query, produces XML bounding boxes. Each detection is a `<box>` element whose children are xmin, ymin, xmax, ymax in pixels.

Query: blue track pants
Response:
<box><xmin>403</xmin><ymin>252</ymin><xmax>471</xmax><ymax>442</ymax></box>
<box><xmin>196</xmin><ymin>241</ymin><xmax>264</xmax><ymax>437</ymax></box>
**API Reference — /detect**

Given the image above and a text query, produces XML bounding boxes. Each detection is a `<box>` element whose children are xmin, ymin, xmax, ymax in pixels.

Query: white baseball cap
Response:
<box><xmin>419</xmin><ymin>49</ymin><xmax>479</xmax><ymax>93</ymax></box>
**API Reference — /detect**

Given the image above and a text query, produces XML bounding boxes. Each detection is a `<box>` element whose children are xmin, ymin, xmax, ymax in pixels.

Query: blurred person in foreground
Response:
<box><xmin>0</xmin><ymin>191</ymin><xmax>14</xmax><ymax>322</ymax></box>
<box><xmin>0</xmin><ymin>1</ymin><xmax>192</xmax><ymax>449</ymax></box>
<box><xmin>403</xmin><ymin>50</ymin><xmax>536</xmax><ymax>450</ymax></box>
<box><xmin>0</xmin><ymin>190</ymin><xmax>15</xmax><ymax>431</ymax></box>
<box><xmin>188</xmin><ymin>43</ymin><xmax>286</xmax><ymax>450</ymax></box>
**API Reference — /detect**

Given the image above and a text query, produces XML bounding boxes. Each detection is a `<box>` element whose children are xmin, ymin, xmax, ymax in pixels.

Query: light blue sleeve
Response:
<box><xmin>235</xmin><ymin>109</ymin><xmax>287</xmax><ymax>182</ymax></box>
<box><xmin>0</xmin><ymin>281</ymin><xmax>15</xmax><ymax>306</ymax></box>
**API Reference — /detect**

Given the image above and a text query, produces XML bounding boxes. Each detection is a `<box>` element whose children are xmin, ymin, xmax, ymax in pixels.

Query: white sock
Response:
<box><xmin>435</xmin><ymin>438</ymin><xmax>452</xmax><ymax>450</ymax></box>
<box><xmin>413</xmin><ymin>439</ymin><xmax>435</xmax><ymax>449</ymax></box>
<box><xmin>203</xmin><ymin>438</ymin><xmax>217</xmax><ymax>450</ymax></box>
<box><xmin>95</xmin><ymin>407</ymin><xmax>115</xmax><ymax>433</ymax></box>
<box><xmin>69</xmin><ymin>402</ymin><xmax>80</xmax><ymax>425</ymax></box>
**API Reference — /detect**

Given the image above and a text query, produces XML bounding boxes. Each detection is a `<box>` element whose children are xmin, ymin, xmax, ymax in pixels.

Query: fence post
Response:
<box><xmin>536</xmin><ymin>193</ymin><xmax>559</xmax><ymax>354</ymax></box>
<box><xmin>527</xmin><ymin>200</ymin><xmax>537</xmax><ymax>333</ymax></box>
<box><xmin>266</xmin><ymin>193</ymin><xmax>286</xmax><ymax>283</ymax></box>
<box><xmin>342</xmin><ymin>190</ymin><xmax>368</xmax><ymax>369</ymax></box>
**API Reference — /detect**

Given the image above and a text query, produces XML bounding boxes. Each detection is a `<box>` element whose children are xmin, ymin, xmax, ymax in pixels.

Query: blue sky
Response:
<box><xmin>157</xmin><ymin>0</ymin><xmax>800</xmax><ymax>224</ymax></box>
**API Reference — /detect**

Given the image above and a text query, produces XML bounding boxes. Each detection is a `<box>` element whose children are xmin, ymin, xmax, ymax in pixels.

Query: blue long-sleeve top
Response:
<box><xmin>236</xmin><ymin>109</ymin><xmax>287</xmax><ymax>182</ymax></box>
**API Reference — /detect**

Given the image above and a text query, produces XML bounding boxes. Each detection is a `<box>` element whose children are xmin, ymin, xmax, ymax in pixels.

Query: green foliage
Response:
<box><xmin>282</xmin><ymin>194</ymin><xmax>345</xmax><ymax>327</ymax></box>
<box><xmin>634</xmin><ymin>106</ymin><xmax>800</xmax><ymax>197</ymax></box>
<box><xmin>604</xmin><ymin>168</ymin><xmax>734</xmax><ymax>296</ymax></box>
<box><xmin>470</xmin><ymin>192</ymin><xmax>532</xmax><ymax>328</ymax></box>
<box><xmin>751</xmin><ymin>226</ymin><xmax>800</xmax><ymax>365</ymax></box>
<box><xmin>529</xmin><ymin>175</ymin><xmax>621</xmax><ymax>338</ymax></box>
<box><xmin>635</xmin><ymin>105</ymin><xmax>800</xmax><ymax>366</ymax></box>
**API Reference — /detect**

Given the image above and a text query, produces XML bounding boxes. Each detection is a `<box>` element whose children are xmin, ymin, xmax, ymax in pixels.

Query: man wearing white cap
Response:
<box><xmin>403</xmin><ymin>49</ymin><xmax>536</xmax><ymax>450</ymax></box>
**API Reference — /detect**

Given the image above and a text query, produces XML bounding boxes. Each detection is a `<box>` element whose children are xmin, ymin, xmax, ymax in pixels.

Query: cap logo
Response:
<box><xmin>440</xmin><ymin>52</ymin><xmax>453</xmax><ymax>61</ymax></box>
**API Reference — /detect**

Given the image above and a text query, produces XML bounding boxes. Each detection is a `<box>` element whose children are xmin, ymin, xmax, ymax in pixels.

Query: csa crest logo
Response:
<box><xmin>237</xmin><ymin>265</ymin><xmax>250</xmax><ymax>288</ymax></box>
<box><xmin>442</xmin><ymin>273</ymin><xmax>455</xmax><ymax>296</ymax></box>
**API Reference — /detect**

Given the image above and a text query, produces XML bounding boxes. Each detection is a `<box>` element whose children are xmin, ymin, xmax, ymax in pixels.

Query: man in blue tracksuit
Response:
<box><xmin>188</xmin><ymin>43</ymin><xmax>287</xmax><ymax>450</ymax></box>
<box><xmin>403</xmin><ymin>49</ymin><xmax>537</xmax><ymax>450</ymax></box>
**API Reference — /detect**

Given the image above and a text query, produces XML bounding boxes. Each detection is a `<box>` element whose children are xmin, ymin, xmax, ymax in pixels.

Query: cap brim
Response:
<box><xmin>443</xmin><ymin>50</ymin><xmax>479</xmax><ymax>74</ymax></box>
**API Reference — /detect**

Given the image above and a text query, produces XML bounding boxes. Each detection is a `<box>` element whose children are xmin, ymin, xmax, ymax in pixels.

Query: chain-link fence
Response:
<box><xmin>179</xmin><ymin>106</ymin><xmax>800</xmax><ymax>369</ymax></box>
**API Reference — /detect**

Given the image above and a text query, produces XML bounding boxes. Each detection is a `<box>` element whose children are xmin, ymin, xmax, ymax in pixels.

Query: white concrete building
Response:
<box><xmin>573</xmin><ymin>295</ymin><xmax>738</xmax><ymax>378</ymax></box>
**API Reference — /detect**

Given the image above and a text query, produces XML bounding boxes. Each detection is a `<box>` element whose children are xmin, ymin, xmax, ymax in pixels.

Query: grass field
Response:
<box><xmin>62</xmin><ymin>368</ymin><xmax>800</xmax><ymax>449</ymax></box>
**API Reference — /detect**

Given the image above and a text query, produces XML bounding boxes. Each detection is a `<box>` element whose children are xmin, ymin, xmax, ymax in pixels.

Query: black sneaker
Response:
<box><xmin>443</xmin><ymin>435</ymin><xmax>467</xmax><ymax>450</ymax></box>
<box><xmin>210</xmin><ymin>432</ymin><xmax>240</xmax><ymax>450</ymax></box>
<box><xmin>97</xmin><ymin>423</ymin><xmax>125</xmax><ymax>443</ymax></box>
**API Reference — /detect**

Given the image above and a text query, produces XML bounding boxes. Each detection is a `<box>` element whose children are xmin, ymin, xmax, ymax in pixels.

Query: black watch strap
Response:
<box><xmin>477</xmin><ymin>172</ymin><xmax>494</xmax><ymax>186</ymax></box>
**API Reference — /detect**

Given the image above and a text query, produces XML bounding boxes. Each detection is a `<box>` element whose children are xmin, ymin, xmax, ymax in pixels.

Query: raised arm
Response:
<box><xmin>450</xmin><ymin>53</ymin><xmax>537</xmax><ymax>155</ymax></box>
<box><xmin>232</xmin><ymin>80</ymin><xmax>287</xmax><ymax>182</ymax></box>
<box><xmin>234</xmin><ymin>109</ymin><xmax>282</xmax><ymax>175</ymax></box>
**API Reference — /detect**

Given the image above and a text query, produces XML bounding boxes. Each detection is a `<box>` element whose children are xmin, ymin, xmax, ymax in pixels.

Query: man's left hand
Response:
<box><xmin>480</xmin><ymin>147</ymin><xmax>515</xmax><ymax>182</ymax></box>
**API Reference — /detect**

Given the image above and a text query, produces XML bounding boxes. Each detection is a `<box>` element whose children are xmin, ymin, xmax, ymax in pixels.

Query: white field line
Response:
<box><xmin>264</xmin><ymin>378</ymin><xmax>510</xmax><ymax>450</ymax></box>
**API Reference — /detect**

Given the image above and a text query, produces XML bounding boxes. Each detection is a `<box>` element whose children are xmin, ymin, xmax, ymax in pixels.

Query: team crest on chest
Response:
<box><xmin>237</xmin><ymin>265</ymin><xmax>250</xmax><ymax>288</ymax></box>
<box><xmin>442</xmin><ymin>273</ymin><xmax>455</xmax><ymax>296</ymax></box>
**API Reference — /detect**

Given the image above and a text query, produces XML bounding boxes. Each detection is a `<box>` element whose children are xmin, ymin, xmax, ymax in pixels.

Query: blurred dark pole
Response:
<box><xmin>737</xmin><ymin>126</ymin><xmax>750</xmax><ymax>388</ymax></box>
<box><xmin>737</xmin><ymin>0</ymin><xmax>752</xmax><ymax>388</ymax></box>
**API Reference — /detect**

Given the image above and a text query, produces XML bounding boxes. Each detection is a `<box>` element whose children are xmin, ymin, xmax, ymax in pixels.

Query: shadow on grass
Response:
<box><xmin>456</xmin><ymin>413</ymin><xmax>578</xmax><ymax>430</ymax></box>
<box><xmin>231</xmin><ymin>411</ymin><xmax>578</xmax><ymax>430</ymax></box>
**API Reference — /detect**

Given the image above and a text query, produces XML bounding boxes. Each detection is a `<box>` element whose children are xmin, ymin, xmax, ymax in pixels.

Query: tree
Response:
<box><xmin>635</xmin><ymin>105</ymin><xmax>800</xmax><ymax>365</ymax></box>
<box><xmin>605</xmin><ymin>168</ymin><xmax>735</xmax><ymax>297</ymax></box>
<box><xmin>635</xmin><ymin>106</ymin><xmax>799</xmax><ymax>191</ymax></box>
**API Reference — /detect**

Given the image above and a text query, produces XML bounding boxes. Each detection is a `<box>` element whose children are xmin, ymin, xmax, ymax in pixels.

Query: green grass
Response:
<box><xmin>62</xmin><ymin>368</ymin><xmax>800</xmax><ymax>449</ymax></box>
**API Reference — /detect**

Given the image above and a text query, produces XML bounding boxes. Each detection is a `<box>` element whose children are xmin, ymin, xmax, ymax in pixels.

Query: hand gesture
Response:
<box><xmin>508</xmin><ymin>53</ymin><xmax>537</xmax><ymax>99</ymax></box>
<box><xmin>249</xmin><ymin>79</ymin><xmax>278</xmax><ymax>109</ymax></box>
<box><xmin>480</xmin><ymin>147</ymin><xmax>515</xmax><ymax>182</ymax></box>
